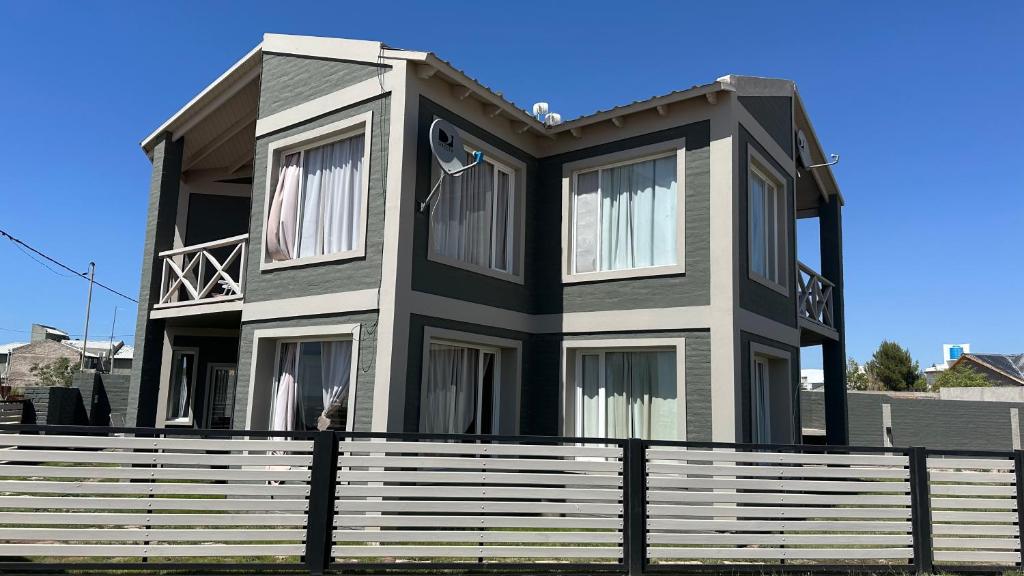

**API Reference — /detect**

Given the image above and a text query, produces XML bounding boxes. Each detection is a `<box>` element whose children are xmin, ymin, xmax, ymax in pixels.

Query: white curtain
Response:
<box><xmin>432</xmin><ymin>160</ymin><xmax>494</xmax><ymax>268</ymax></box>
<box><xmin>420</xmin><ymin>344</ymin><xmax>478</xmax><ymax>434</ymax></box>
<box><xmin>266</xmin><ymin>154</ymin><xmax>301</xmax><ymax>261</ymax></box>
<box><xmin>167</xmin><ymin>353</ymin><xmax>193</xmax><ymax>420</ymax></box>
<box><xmin>579</xmin><ymin>354</ymin><xmax>601</xmax><ymax>437</ymax></box>
<box><xmin>602</xmin><ymin>351</ymin><xmax>677</xmax><ymax>441</ymax></box>
<box><xmin>752</xmin><ymin>360</ymin><xmax>772</xmax><ymax>443</ymax></box>
<box><xmin>575</xmin><ymin>157</ymin><xmax>676</xmax><ymax>274</ymax></box>
<box><xmin>271</xmin><ymin>343</ymin><xmax>299</xmax><ymax>431</ymax></box>
<box><xmin>299</xmin><ymin>135</ymin><xmax>364</xmax><ymax>258</ymax></box>
<box><xmin>266</xmin><ymin>135</ymin><xmax>364</xmax><ymax>262</ymax></box>
<box><xmin>319</xmin><ymin>341</ymin><xmax>352</xmax><ymax>430</ymax></box>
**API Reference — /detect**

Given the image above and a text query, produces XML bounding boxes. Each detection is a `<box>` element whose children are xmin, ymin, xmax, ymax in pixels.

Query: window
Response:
<box><xmin>420</xmin><ymin>341</ymin><xmax>498</xmax><ymax>434</ymax></box>
<box><xmin>205</xmin><ymin>364</ymin><xmax>237</xmax><ymax>430</ymax></box>
<box><xmin>748</xmin><ymin>160</ymin><xmax>785</xmax><ymax>287</ymax></box>
<box><xmin>264</xmin><ymin>131</ymin><xmax>366</xmax><ymax>264</ymax></box>
<box><xmin>572</xmin><ymin>154</ymin><xmax>678</xmax><ymax>275</ymax></box>
<box><xmin>752</xmin><ymin>357</ymin><xmax>772</xmax><ymax>443</ymax></box>
<box><xmin>575</xmin><ymin>349</ymin><xmax>679</xmax><ymax>440</ymax></box>
<box><xmin>166</xmin><ymin>348</ymin><xmax>198</xmax><ymax>423</ymax></box>
<box><xmin>270</xmin><ymin>340</ymin><xmax>354</xmax><ymax>431</ymax></box>
<box><xmin>430</xmin><ymin>153</ymin><xmax>516</xmax><ymax>275</ymax></box>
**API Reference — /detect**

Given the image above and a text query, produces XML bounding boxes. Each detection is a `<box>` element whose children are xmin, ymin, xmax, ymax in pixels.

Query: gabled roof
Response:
<box><xmin>954</xmin><ymin>353</ymin><xmax>1024</xmax><ymax>385</ymax></box>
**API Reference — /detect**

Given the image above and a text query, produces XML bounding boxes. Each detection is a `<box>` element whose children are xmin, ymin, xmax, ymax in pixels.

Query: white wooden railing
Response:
<box><xmin>797</xmin><ymin>260</ymin><xmax>835</xmax><ymax>330</ymax></box>
<box><xmin>156</xmin><ymin>234</ymin><xmax>248</xmax><ymax>308</ymax></box>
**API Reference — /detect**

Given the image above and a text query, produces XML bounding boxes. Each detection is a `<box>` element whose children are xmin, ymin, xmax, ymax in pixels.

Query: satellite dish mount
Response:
<box><xmin>419</xmin><ymin>119</ymin><xmax>484</xmax><ymax>212</ymax></box>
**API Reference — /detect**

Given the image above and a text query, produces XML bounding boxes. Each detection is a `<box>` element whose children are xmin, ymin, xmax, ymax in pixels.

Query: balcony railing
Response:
<box><xmin>797</xmin><ymin>260</ymin><xmax>835</xmax><ymax>330</ymax></box>
<box><xmin>155</xmin><ymin>234</ymin><xmax>247</xmax><ymax>308</ymax></box>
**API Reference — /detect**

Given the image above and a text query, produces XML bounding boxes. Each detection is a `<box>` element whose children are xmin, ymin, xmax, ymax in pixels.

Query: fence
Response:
<box><xmin>0</xmin><ymin>425</ymin><xmax>1020</xmax><ymax>574</ymax></box>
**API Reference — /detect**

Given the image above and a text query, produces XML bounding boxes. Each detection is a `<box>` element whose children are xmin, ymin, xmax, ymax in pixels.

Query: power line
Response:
<box><xmin>0</xmin><ymin>228</ymin><xmax>138</xmax><ymax>303</ymax></box>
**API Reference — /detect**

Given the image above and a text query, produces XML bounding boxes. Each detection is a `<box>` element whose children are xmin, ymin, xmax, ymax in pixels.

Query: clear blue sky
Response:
<box><xmin>0</xmin><ymin>1</ymin><xmax>1021</xmax><ymax>368</ymax></box>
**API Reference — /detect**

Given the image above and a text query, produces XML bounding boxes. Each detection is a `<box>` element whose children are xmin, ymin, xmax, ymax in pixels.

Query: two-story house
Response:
<box><xmin>128</xmin><ymin>34</ymin><xmax>849</xmax><ymax>444</ymax></box>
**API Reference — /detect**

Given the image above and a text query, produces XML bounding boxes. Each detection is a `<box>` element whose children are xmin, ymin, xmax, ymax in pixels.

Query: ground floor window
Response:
<box><xmin>205</xmin><ymin>364</ymin><xmax>237</xmax><ymax>430</ymax></box>
<box><xmin>271</xmin><ymin>339</ymin><xmax>353</xmax><ymax>431</ymax></box>
<box><xmin>575</xmin><ymin>349</ymin><xmax>679</xmax><ymax>441</ymax></box>
<box><xmin>752</xmin><ymin>356</ymin><xmax>772</xmax><ymax>443</ymax></box>
<box><xmin>420</xmin><ymin>341</ymin><xmax>498</xmax><ymax>434</ymax></box>
<box><xmin>166</xmin><ymin>348</ymin><xmax>198</xmax><ymax>424</ymax></box>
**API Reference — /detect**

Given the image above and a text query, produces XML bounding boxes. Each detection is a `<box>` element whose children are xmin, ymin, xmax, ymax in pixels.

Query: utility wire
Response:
<box><xmin>0</xmin><ymin>228</ymin><xmax>138</xmax><ymax>303</ymax></box>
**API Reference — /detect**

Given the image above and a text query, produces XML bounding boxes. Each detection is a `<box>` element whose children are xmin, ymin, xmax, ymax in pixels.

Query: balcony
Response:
<box><xmin>797</xmin><ymin>261</ymin><xmax>838</xmax><ymax>343</ymax></box>
<box><xmin>151</xmin><ymin>234</ymin><xmax>247</xmax><ymax>317</ymax></box>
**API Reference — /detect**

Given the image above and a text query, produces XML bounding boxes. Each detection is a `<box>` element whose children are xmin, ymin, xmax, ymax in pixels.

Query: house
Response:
<box><xmin>127</xmin><ymin>34</ymin><xmax>848</xmax><ymax>443</ymax></box>
<box><xmin>1</xmin><ymin>324</ymin><xmax>133</xmax><ymax>388</ymax></box>
<box><xmin>923</xmin><ymin>342</ymin><xmax>970</xmax><ymax>387</ymax></box>
<box><xmin>800</xmin><ymin>368</ymin><xmax>824</xmax><ymax>391</ymax></box>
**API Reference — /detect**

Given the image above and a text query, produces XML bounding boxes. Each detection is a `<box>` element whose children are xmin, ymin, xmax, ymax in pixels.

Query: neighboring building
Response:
<box><xmin>800</xmin><ymin>368</ymin><xmax>824</xmax><ymax>391</ymax></box>
<box><xmin>923</xmin><ymin>342</ymin><xmax>970</xmax><ymax>387</ymax></box>
<box><xmin>128</xmin><ymin>34</ymin><xmax>848</xmax><ymax>443</ymax></box>
<box><xmin>0</xmin><ymin>324</ymin><xmax>133</xmax><ymax>387</ymax></box>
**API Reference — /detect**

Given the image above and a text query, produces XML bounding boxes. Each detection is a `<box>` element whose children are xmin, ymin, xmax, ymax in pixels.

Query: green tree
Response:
<box><xmin>865</xmin><ymin>341</ymin><xmax>926</xmax><ymax>391</ymax></box>
<box><xmin>846</xmin><ymin>357</ymin><xmax>870</xmax><ymax>390</ymax></box>
<box><xmin>934</xmin><ymin>364</ymin><xmax>992</xmax><ymax>389</ymax></box>
<box><xmin>29</xmin><ymin>357</ymin><xmax>78</xmax><ymax>387</ymax></box>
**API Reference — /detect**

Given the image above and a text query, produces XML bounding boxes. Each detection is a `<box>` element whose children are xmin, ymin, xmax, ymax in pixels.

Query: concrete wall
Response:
<box><xmin>802</xmin><ymin>390</ymin><xmax>1024</xmax><ymax>450</ymax></box>
<box><xmin>3</xmin><ymin>340</ymin><xmax>83</xmax><ymax>389</ymax></box>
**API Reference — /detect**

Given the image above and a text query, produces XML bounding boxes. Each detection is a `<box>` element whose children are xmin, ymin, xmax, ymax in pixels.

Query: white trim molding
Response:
<box><xmin>244</xmin><ymin>323</ymin><xmax>362</xmax><ymax>431</ymax></box>
<box><xmin>241</xmin><ymin>289</ymin><xmax>379</xmax><ymax>322</ymax></box>
<box><xmin>560</xmin><ymin>337</ymin><xmax>687</xmax><ymax>440</ymax></box>
<box><xmin>561</xmin><ymin>139</ymin><xmax>686</xmax><ymax>283</ymax></box>
<box><xmin>259</xmin><ymin>111</ymin><xmax>374</xmax><ymax>272</ymax></box>
<box><xmin>255</xmin><ymin>76</ymin><xmax>391</xmax><ymax>137</ymax></box>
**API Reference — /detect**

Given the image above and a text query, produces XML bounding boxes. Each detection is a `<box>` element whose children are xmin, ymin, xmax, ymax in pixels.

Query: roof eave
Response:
<box><xmin>550</xmin><ymin>81</ymin><xmax>732</xmax><ymax>134</ymax></box>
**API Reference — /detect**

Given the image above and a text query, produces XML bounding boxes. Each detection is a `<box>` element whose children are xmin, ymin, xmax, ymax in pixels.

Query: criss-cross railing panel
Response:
<box><xmin>156</xmin><ymin>234</ymin><xmax>247</xmax><ymax>308</ymax></box>
<box><xmin>797</xmin><ymin>261</ymin><xmax>835</xmax><ymax>329</ymax></box>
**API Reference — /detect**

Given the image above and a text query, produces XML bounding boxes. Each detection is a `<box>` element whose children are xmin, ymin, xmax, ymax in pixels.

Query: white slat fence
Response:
<box><xmin>927</xmin><ymin>452</ymin><xmax>1022</xmax><ymax>566</ymax></box>
<box><xmin>644</xmin><ymin>445</ymin><xmax>915</xmax><ymax>566</ymax></box>
<box><xmin>331</xmin><ymin>436</ymin><xmax>626</xmax><ymax>567</ymax></box>
<box><xmin>0</xmin><ymin>430</ymin><xmax>314</xmax><ymax>565</ymax></box>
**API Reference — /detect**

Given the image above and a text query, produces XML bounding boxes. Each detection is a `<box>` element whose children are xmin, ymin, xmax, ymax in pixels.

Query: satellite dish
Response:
<box><xmin>430</xmin><ymin>118</ymin><xmax>467</xmax><ymax>176</ymax></box>
<box><xmin>796</xmin><ymin>129</ymin><xmax>813</xmax><ymax>169</ymax></box>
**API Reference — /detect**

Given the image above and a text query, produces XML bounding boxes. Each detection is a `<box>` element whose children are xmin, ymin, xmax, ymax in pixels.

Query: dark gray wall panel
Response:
<box><xmin>535</xmin><ymin>121</ymin><xmax>712</xmax><ymax>314</ymax></box>
<box><xmin>245</xmin><ymin>96</ymin><xmax>389</xmax><ymax>302</ymax></box>
<box><xmin>737</xmin><ymin>126</ymin><xmax>797</xmax><ymax>327</ymax></box>
<box><xmin>236</xmin><ymin>312</ymin><xmax>379</xmax><ymax>432</ymax></box>
<box><xmin>185</xmin><ymin>193</ymin><xmax>250</xmax><ymax>245</ymax></box>
<box><xmin>259</xmin><ymin>54</ymin><xmax>385</xmax><ymax>118</ymax></box>
<box><xmin>411</xmin><ymin>98</ymin><xmax>538</xmax><ymax>312</ymax></box>
<box><xmin>738</xmin><ymin>96</ymin><xmax>793</xmax><ymax>158</ymax></box>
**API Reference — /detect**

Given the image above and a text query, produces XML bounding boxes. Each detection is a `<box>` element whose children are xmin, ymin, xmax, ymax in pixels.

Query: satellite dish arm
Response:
<box><xmin>418</xmin><ymin>150</ymin><xmax>485</xmax><ymax>213</ymax></box>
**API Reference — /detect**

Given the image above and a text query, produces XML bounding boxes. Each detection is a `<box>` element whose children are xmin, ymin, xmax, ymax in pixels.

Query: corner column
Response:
<box><xmin>819</xmin><ymin>195</ymin><xmax>848</xmax><ymax>445</ymax></box>
<box><xmin>126</xmin><ymin>133</ymin><xmax>183</xmax><ymax>427</ymax></box>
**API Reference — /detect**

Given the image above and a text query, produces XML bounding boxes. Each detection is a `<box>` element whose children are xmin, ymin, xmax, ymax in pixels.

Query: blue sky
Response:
<box><xmin>0</xmin><ymin>2</ymin><xmax>1020</xmax><ymax>368</ymax></box>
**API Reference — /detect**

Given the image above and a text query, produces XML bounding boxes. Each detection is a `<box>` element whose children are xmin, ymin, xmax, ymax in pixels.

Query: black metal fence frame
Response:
<box><xmin>0</xmin><ymin>424</ymin><xmax>1021</xmax><ymax>575</ymax></box>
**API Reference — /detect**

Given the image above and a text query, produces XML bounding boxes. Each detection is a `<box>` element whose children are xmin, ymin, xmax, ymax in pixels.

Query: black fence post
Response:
<box><xmin>623</xmin><ymin>438</ymin><xmax>647</xmax><ymax>576</ymax></box>
<box><xmin>1015</xmin><ymin>450</ymin><xmax>1024</xmax><ymax>568</ymax></box>
<box><xmin>305</xmin><ymin>430</ymin><xmax>339</xmax><ymax>576</ymax></box>
<box><xmin>908</xmin><ymin>446</ymin><xmax>933</xmax><ymax>574</ymax></box>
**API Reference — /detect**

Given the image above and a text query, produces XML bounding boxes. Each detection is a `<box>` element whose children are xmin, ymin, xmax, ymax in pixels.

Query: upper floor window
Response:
<box><xmin>429</xmin><ymin>152</ymin><xmax>518</xmax><ymax>278</ymax></box>
<box><xmin>747</xmin><ymin>151</ymin><xmax>787</xmax><ymax>291</ymax></box>
<box><xmin>564</xmin><ymin>144</ymin><xmax>685</xmax><ymax>283</ymax></box>
<box><xmin>265</xmin><ymin>133</ymin><xmax>364</xmax><ymax>263</ymax></box>
<box><xmin>261</xmin><ymin>112</ymin><xmax>373</xmax><ymax>270</ymax></box>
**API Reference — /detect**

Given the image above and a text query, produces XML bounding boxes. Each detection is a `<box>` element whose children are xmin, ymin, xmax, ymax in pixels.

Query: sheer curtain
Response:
<box><xmin>320</xmin><ymin>341</ymin><xmax>352</xmax><ymax>430</ymax></box>
<box><xmin>271</xmin><ymin>343</ymin><xmax>299</xmax><ymax>431</ymax></box>
<box><xmin>432</xmin><ymin>160</ymin><xmax>494</xmax><ymax>268</ymax></box>
<box><xmin>266</xmin><ymin>154</ymin><xmax>301</xmax><ymax>261</ymax></box>
<box><xmin>576</xmin><ymin>156</ymin><xmax>676</xmax><ymax>273</ymax></box>
<box><xmin>420</xmin><ymin>344</ymin><xmax>479</xmax><ymax>434</ymax></box>
<box><xmin>750</xmin><ymin>172</ymin><xmax>767</xmax><ymax>277</ymax></box>
<box><xmin>601</xmin><ymin>351</ymin><xmax>678</xmax><ymax>441</ymax></box>
<box><xmin>266</xmin><ymin>135</ymin><xmax>364</xmax><ymax>262</ymax></box>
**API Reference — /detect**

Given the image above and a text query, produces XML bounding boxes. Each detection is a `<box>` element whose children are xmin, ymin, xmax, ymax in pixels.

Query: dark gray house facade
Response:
<box><xmin>128</xmin><ymin>34</ymin><xmax>848</xmax><ymax>444</ymax></box>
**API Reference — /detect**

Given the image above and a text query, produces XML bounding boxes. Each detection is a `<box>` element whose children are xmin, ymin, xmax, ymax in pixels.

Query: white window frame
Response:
<box><xmin>427</xmin><ymin>124</ymin><xmax>526</xmax><ymax>284</ymax></box>
<box><xmin>561</xmin><ymin>337</ymin><xmax>686</xmax><ymax>440</ymax></box>
<box><xmin>165</xmin><ymin>347</ymin><xmax>199</xmax><ymax>425</ymax></box>
<box><xmin>244</xmin><ymin>323</ymin><xmax>361</xmax><ymax>432</ymax></box>
<box><xmin>419</xmin><ymin>327</ymin><xmax>523</xmax><ymax>435</ymax></box>
<box><xmin>747</xmin><ymin>145</ymin><xmax>789</xmax><ymax>295</ymax></box>
<box><xmin>259</xmin><ymin>111</ymin><xmax>373</xmax><ymax>271</ymax></box>
<box><xmin>561</xmin><ymin>140</ymin><xmax>686</xmax><ymax>283</ymax></box>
